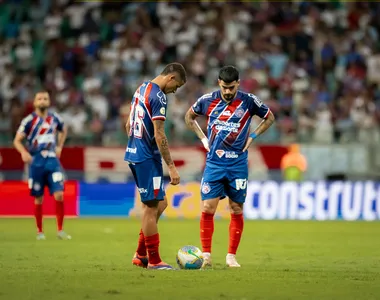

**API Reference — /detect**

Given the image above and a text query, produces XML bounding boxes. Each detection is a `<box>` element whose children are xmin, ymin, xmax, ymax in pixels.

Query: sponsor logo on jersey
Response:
<box><xmin>225</xmin><ymin>151</ymin><xmax>238</xmax><ymax>158</ymax></box>
<box><xmin>214</xmin><ymin>120</ymin><xmax>241</xmax><ymax>133</ymax></box>
<box><xmin>235</xmin><ymin>108</ymin><xmax>245</xmax><ymax>118</ymax></box>
<box><xmin>222</xmin><ymin>110</ymin><xmax>231</xmax><ymax>116</ymax></box>
<box><xmin>216</xmin><ymin>150</ymin><xmax>225</xmax><ymax>158</ymax></box>
<box><xmin>201</xmin><ymin>182</ymin><xmax>211</xmax><ymax>194</ymax></box>
<box><xmin>126</xmin><ymin>147</ymin><xmax>137</xmax><ymax>154</ymax></box>
<box><xmin>215</xmin><ymin>150</ymin><xmax>238</xmax><ymax>158</ymax></box>
<box><xmin>157</xmin><ymin>91</ymin><xmax>167</xmax><ymax>105</ymax></box>
<box><xmin>36</xmin><ymin>134</ymin><xmax>55</xmax><ymax>144</ymax></box>
<box><xmin>41</xmin><ymin>122</ymin><xmax>50</xmax><ymax>129</ymax></box>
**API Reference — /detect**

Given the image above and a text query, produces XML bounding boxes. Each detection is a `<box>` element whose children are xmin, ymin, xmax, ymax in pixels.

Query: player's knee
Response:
<box><xmin>202</xmin><ymin>201</ymin><xmax>218</xmax><ymax>214</ymax></box>
<box><xmin>34</xmin><ymin>197</ymin><xmax>43</xmax><ymax>205</ymax></box>
<box><xmin>229</xmin><ymin>201</ymin><xmax>243</xmax><ymax>215</ymax></box>
<box><xmin>54</xmin><ymin>192</ymin><xmax>64</xmax><ymax>202</ymax></box>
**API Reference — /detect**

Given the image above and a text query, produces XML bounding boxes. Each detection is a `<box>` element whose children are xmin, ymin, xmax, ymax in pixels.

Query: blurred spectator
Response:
<box><xmin>0</xmin><ymin>1</ymin><xmax>379</xmax><ymax>146</ymax></box>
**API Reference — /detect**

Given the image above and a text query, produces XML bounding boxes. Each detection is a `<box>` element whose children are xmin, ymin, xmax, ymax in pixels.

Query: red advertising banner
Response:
<box><xmin>0</xmin><ymin>147</ymin><xmax>84</xmax><ymax>171</ymax></box>
<box><xmin>0</xmin><ymin>146</ymin><xmax>288</xmax><ymax>182</ymax></box>
<box><xmin>0</xmin><ymin>181</ymin><xmax>78</xmax><ymax>217</ymax></box>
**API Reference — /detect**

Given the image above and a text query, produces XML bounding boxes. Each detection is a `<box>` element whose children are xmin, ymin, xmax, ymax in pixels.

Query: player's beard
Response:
<box><xmin>223</xmin><ymin>93</ymin><xmax>235</xmax><ymax>101</ymax></box>
<box><xmin>36</xmin><ymin>105</ymin><xmax>48</xmax><ymax>113</ymax></box>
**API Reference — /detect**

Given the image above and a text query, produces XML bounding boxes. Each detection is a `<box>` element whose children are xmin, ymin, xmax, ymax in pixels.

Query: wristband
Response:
<box><xmin>249</xmin><ymin>132</ymin><xmax>257</xmax><ymax>139</ymax></box>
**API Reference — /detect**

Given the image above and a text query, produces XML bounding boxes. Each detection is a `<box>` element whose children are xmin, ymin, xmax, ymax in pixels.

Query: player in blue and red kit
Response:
<box><xmin>185</xmin><ymin>66</ymin><xmax>275</xmax><ymax>268</ymax></box>
<box><xmin>125</xmin><ymin>63</ymin><xmax>187</xmax><ymax>270</ymax></box>
<box><xmin>13</xmin><ymin>91</ymin><xmax>70</xmax><ymax>240</ymax></box>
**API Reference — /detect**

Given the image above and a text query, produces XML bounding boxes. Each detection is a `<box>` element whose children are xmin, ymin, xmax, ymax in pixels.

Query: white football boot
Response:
<box><xmin>57</xmin><ymin>230</ymin><xmax>72</xmax><ymax>240</ymax></box>
<box><xmin>36</xmin><ymin>233</ymin><xmax>46</xmax><ymax>240</ymax></box>
<box><xmin>201</xmin><ymin>252</ymin><xmax>212</xmax><ymax>269</ymax></box>
<box><xmin>226</xmin><ymin>253</ymin><xmax>241</xmax><ymax>267</ymax></box>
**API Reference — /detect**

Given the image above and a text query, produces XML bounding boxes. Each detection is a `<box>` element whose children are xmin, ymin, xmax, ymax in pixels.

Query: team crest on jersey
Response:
<box><xmin>202</xmin><ymin>182</ymin><xmax>211</xmax><ymax>194</ymax></box>
<box><xmin>235</xmin><ymin>108</ymin><xmax>245</xmax><ymax>118</ymax></box>
<box><xmin>216</xmin><ymin>150</ymin><xmax>225</xmax><ymax>158</ymax></box>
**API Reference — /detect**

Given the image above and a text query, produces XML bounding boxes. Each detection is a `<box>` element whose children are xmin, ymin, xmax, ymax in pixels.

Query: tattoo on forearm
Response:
<box><xmin>255</xmin><ymin>114</ymin><xmax>274</xmax><ymax>136</ymax></box>
<box><xmin>157</xmin><ymin>136</ymin><xmax>174</xmax><ymax>167</ymax></box>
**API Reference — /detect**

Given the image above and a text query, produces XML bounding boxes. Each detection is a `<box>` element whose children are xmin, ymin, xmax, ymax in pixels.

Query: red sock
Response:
<box><xmin>56</xmin><ymin>201</ymin><xmax>64</xmax><ymax>231</ymax></box>
<box><xmin>228</xmin><ymin>213</ymin><xmax>244</xmax><ymax>255</ymax></box>
<box><xmin>34</xmin><ymin>204</ymin><xmax>43</xmax><ymax>233</ymax></box>
<box><xmin>200</xmin><ymin>212</ymin><xmax>214</xmax><ymax>253</ymax></box>
<box><xmin>136</xmin><ymin>229</ymin><xmax>147</xmax><ymax>256</ymax></box>
<box><xmin>145</xmin><ymin>233</ymin><xmax>161</xmax><ymax>265</ymax></box>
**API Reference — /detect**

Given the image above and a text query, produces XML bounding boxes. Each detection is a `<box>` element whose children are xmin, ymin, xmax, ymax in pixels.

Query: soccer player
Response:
<box><xmin>13</xmin><ymin>91</ymin><xmax>70</xmax><ymax>240</ymax></box>
<box><xmin>185</xmin><ymin>65</ymin><xmax>275</xmax><ymax>268</ymax></box>
<box><xmin>125</xmin><ymin>63</ymin><xmax>187</xmax><ymax>270</ymax></box>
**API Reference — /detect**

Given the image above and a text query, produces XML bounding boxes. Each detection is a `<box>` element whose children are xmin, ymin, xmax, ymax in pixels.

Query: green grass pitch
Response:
<box><xmin>0</xmin><ymin>218</ymin><xmax>380</xmax><ymax>300</ymax></box>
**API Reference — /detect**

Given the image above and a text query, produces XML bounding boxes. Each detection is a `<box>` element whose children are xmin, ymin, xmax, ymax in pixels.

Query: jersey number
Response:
<box><xmin>129</xmin><ymin>104</ymin><xmax>145</xmax><ymax>139</ymax></box>
<box><xmin>236</xmin><ymin>179</ymin><xmax>247</xmax><ymax>191</ymax></box>
<box><xmin>52</xmin><ymin>172</ymin><xmax>63</xmax><ymax>183</ymax></box>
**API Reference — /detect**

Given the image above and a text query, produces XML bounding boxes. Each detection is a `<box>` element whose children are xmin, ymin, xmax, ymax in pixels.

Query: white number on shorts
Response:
<box><xmin>129</xmin><ymin>104</ymin><xmax>145</xmax><ymax>139</ymax></box>
<box><xmin>235</xmin><ymin>179</ymin><xmax>247</xmax><ymax>191</ymax></box>
<box><xmin>52</xmin><ymin>172</ymin><xmax>63</xmax><ymax>183</ymax></box>
<box><xmin>28</xmin><ymin>179</ymin><xmax>33</xmax><ymax>189</ymax></box>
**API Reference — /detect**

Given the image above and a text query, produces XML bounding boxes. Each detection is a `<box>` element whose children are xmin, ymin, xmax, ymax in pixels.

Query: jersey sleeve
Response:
<box><xmin>191</xmin><ymin>94</ymin><xmax>209</xmax><ymax>116</ymax></box>
<box><xmin>17</xmin><ymin>115</ymin><xmax>33</xmax><ymax>136</ymax></box>
<box><xmin>151</xmin><ymin>90</ymin><xmax>167</xmax><ymax>121</ymax></box>
<box><xmin>54</xmin><ymin>113</ymin><xmax>65</xmax><ymax>131</ymax></box>
<box><xmin>247</xmin><ymin>93</ymin><xmax>270</xmax><ymax>119</ymax></box>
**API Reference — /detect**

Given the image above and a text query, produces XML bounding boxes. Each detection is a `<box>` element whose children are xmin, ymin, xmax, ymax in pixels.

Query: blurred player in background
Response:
<box><xmin>125</xmin><ymin>63</ymin><xmax>187</xmax><ymax>270</ymax></box>
<box><xmin>185</xmin><ymin>66</ymin><xmax>275</xmax><ymax>268</ymax></box>
<box><xmin>13</xmin><ymin>91</ymin><xmax>70</xmax><ymax>240</ymax></box>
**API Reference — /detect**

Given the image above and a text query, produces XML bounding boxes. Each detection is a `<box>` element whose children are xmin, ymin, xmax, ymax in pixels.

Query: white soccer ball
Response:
<box><xmin>176</xmin><ymin>245</ymin><xmax>204</xmax><ymax>270</ymax></box>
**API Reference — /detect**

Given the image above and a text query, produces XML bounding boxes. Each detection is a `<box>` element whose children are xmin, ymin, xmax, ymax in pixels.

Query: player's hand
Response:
<box><xmin>201</xmin><ymin>138</ymin><xmax>210</xmax><ymax>152</ymax></box>
<box><xmin>242</xmin><ymin>137</ymin><xmax>253</xmax><ymax>152</ymax></box>
<box><xmin>21</xmin><ymin>151</ymin><xmax>32</xmax><ymax>163</ymax></box>
<box><xmin>55</xmin><ymin>146</ymin><xmax>62</xmax><ymax>158</ymax></box>
<box><xmin>168</xmin><ymin>165</ymin><xmax>180</xmax><ymax>185</ymax></box>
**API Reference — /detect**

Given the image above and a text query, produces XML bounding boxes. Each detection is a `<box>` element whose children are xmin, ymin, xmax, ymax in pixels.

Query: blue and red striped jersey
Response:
<box><xmin>17</xmin><ymin>111</ymin><xmax>65</xmax><ymax>156</ymax></box>
<box><xmin>124</xmin><ymin>81</ymin><xmax>167</xmax><ymax>163</ymax></box>
<box><xmin>192</xmin><ymin>90</ymin><xmax>270</xmax><ymax>166</ymax></box>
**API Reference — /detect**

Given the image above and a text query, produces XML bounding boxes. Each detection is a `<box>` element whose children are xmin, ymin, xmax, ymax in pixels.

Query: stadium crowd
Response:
<box><xmin>0</xmin><ymin>0</ymin><xmax>379</xmax><ymax>146</ymax></box>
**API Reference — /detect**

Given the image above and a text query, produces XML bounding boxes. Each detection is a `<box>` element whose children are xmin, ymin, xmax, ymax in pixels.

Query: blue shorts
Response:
<box><xmin>28</xmin><ymin>157</ymin><xmax>65</xmax><ymax>197</ymax></box>
<box><xmin>128</xmin><ymin>158</ymin><xmax>165</xmax><ymax>203</ymax></box>
<box><xmin>201</xmin><ymin>162</ymin><xmax>248</xmax><ymax>203</ymax></box>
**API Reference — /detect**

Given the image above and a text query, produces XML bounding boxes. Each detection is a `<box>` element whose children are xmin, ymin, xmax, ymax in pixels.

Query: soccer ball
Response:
<box><xmin>176</xmin><ymin>245</ymin><xmax>204</xmax><ymax>269</ymax></box>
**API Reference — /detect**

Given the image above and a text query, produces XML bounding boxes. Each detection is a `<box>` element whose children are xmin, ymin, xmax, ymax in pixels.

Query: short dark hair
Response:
<box><xmin>161</xmin><ymin>62</ymin><xmax>187</xmax><ymax>83</ymax></box>
<box><xmin>218</xmin><ymin>66</ymin><xmax>239</xmax><ymax>83</ymax></box>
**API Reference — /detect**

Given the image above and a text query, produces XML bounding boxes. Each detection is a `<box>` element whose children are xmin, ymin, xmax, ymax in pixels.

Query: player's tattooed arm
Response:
<box><xmin>243</xmin><ymin>111</ymin><xmax>275</xmax><ymax>152</ymax></box>
<box><xmin>153</xmin><ymin>120</ymin><xmax>175</xmax><ymax>167</ymax></box>
<box><xmin>13</xmin><ymin>132</ymin><xmax>32</xmax><ymax>163</ymax></box>
<box><xmin>153</xmin><ymin>120</ymin><xmax>180</xmax><ymax>185</ymax></box>
<box><xmin>185</xmin><ymin>109</ymin><xmax>210</xmax><ymax>152</ymax></box>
